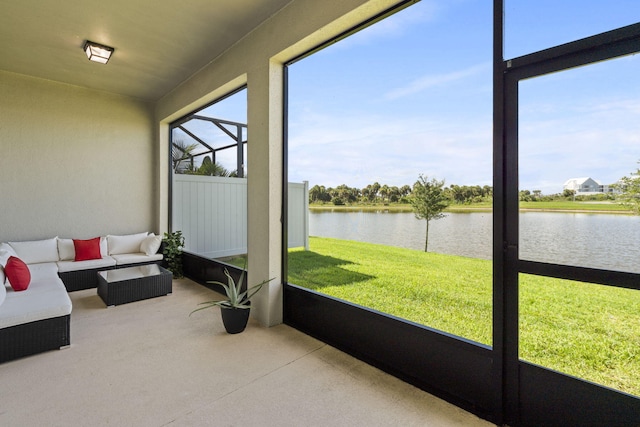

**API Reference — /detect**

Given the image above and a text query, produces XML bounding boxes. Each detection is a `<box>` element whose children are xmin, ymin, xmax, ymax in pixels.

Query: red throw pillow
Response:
<box><xmin>74</xmin><ymin>237</ymin><xmax>102</xmax><ymax>261</ymax></box>
<box><xmin>5</xmin><ymin>256</ymin><xmax>31</xmax><ymax>291</ymax></box>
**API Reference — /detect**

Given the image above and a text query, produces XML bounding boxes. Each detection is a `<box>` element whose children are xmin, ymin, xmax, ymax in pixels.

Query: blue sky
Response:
<box><xmin>286</xmin><ymin>0</ymin><xmax>640</xmax><ymax>194</ymax></box>
<box><xmin>178</xmin><ymin>1</ymin><xmax>640</xmax><ymax>195</ymax></box>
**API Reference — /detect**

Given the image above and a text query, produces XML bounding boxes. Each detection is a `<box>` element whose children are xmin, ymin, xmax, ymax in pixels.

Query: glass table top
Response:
<box><xmin>98</xmin><ymin>264</ymin><xmax>168</xmax><ymax>283</ymax></box>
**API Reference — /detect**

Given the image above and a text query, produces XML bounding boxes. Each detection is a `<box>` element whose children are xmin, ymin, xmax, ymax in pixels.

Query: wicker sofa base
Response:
<box><xmin>0</xmin><ymin>315</ymin><xmax>70</xmax><ymax>363</ymax></box>
<box><xmin>59</xmin><ymin>260</ymin><xmax>162</xmax><ymax>292</ymax></box>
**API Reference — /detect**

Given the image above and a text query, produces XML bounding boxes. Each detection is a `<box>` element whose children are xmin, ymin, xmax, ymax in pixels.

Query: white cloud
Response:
<box><xmin>519</xmin><ymin>96</ymin><xmax>640</xmax><ymax>193</ymax></box>
<box><xmin>288</xmin><ymin>109</ymin><xmax>492</xmax><ymax>189</ymax></box>
<box><xmin>385</xmin><ymin>62</ymin><xmax>490</xmax><ymax>100</ymax></box>
<box><xmin>288</xmin><ymin>90</ymin><xmax>640</xmax><ymax>195</ymax></box>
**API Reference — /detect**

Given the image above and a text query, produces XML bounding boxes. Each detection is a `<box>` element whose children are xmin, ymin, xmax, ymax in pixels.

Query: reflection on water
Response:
<box><xmin>308</xmin><ymin>210</ymin><xmax>640</xmax><ymax>273</ymax></box>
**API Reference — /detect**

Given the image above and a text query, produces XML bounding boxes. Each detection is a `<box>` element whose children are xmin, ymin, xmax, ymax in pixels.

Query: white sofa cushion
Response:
<box><xmin>107</xmin><ymin>233</ymin><xmax>148</xmax><ymax>255</ymax></box>
<box><xmin>8</xmin><ymin>237</ymin><xmax>59</xmax><ymax>264</ymax></box>
<box><xmin>0</xmin><ymin>278</ymin><xmax>72</xmax><ymax>329</ymax></box>
<box><xmin>140</xmin><ymin>233</ymin><xmax>162</xmax><ymax>256</ymax></box>
<box><xmin>27</xmin><ymin>262</ymin><xmax>60</xmax><ymax>283</ymax></box>
<box><xmin>0</xmin><ymin>280</ymin><xmax>5</xmax><ymax>307</ymax></box>
<box><xmin>57</xmin><ymin>256</ymin><xmax>116</xmax><ymax>273</ymax></box>
<box><xmin>0</xmin><ymin>243</ymin><xmax>18</xmax><ymax>267</ymax></box>
<box><xmin>111</xmin><ymin>253</ymin><xmax>163</xmax><ymax>266</ymax></box>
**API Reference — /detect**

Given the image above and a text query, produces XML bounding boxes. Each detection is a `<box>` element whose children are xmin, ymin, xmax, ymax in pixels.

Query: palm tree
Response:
<box><xmin>389</xmin><ymin>186</ymin><xmax>401</xmax><ymax>202</ymax></box>
<box><xmin>172</xmin><ymin>139</ymin><xmax>199</xmax><ymax>172</ymax></box>
<box><xmin>379</xmin><ymin>184</ymin><xmax>390</xmax><ymax>202</ymax></box>
<box><xmin>198</xmin><ymin>156</ymin><xmax>231</xmax><ymax>177</ymax></box>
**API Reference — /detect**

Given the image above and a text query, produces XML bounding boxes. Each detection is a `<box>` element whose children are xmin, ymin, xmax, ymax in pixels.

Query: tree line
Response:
<box><xmin>309</xmin><ymin>182</ymin><xmax>493</xmax><ymax>205</ymax></box>
<box><xmin>311</xmin><ymin>183</ymin><xmax>636</xmax><ymax>206</ymax></box>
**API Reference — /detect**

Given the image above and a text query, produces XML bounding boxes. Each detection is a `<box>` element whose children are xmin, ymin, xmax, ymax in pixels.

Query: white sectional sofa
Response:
<box><xmin>0</xmin><ymin>232</ymin><xmax>164</xmax><ymax>363</ymax></box>
<box><xmin>56</xmin><ymin>232</ymin><xmax>164</xmax><ymax>291</ymax></box>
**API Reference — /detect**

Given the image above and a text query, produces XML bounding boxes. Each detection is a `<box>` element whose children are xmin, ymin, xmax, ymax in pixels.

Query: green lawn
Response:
<box><xmin>288</xmin><ymin>237</ymin><xmax>640</xmax><ymax>396</ymax></box>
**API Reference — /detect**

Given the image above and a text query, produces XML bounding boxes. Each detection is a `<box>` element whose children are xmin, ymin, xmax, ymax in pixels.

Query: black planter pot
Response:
<box><xmin>220</xmin><ymin>305</ymin><xmax>251</xmax><ymax>334</ymax></box>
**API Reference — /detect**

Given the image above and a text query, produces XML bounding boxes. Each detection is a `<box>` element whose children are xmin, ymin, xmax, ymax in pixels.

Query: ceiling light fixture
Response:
<box><xmin>83</xmin><ymin>40</ymin><xmax>114</xmax><ymax>64</ymax></box>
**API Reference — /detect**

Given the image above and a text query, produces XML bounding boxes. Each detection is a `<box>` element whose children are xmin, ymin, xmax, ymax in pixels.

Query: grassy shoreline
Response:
<box><xmin>309</xmin><ymin>201</ymin><xmax>631</xmax><ymax>214</ymax></box>
<box><xmin>287</xmin><ymin>236</ymin><xmax>640</xmax><ymax>396</ymax></box>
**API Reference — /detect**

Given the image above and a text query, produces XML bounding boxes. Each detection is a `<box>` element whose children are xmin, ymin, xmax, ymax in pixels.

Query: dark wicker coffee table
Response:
<box><xmin>97</xmin><ymin>264</ymin><xmax>172</xmax><ymax>306</ymax></box>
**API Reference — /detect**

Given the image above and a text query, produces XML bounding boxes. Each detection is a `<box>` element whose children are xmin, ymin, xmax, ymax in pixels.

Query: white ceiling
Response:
<box><xmin>0</xmin><ymin>0</ymin><xmax>292</xmax><ymax>101</ymax></box>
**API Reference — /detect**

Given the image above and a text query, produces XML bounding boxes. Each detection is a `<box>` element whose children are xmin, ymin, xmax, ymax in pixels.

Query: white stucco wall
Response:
<box><xmin>0</xmin><ymin>70</ymin><xmax>156</xmax><ymax>242</ymax></box>
<box><xmin>155</xmin><ymin>0</ymin><xmax>403</xmax><ymax>326</ymax></box>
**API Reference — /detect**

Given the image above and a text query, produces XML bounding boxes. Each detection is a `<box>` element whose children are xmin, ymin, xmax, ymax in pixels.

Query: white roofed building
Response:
<box><xmin>563</xmin><ymin>177</ymin><xmax>614</xmax><ymax>194</ymax></box>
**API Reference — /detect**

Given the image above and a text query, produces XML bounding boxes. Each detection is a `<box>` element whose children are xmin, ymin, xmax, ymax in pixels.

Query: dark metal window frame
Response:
<box><xmin>282</xmin><ymin>2</ymin><xmax>640</xmax><ymax>425</ymax></box>
<box><xmin>503</xmin><ymin>22</ymin><xmax>640</xmax><ymax>292</ymax></box>
<box><xmin>498</xmin><ymin>19</ymin><xmax>640</xmax><ymax>426</ymax></box>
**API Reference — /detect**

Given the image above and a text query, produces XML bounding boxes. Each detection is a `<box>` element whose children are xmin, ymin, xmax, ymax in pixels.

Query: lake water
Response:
<box><xmin>308</xmin><ymin>210</ymin><xmax>640</xmax><ymax>274</ymax></box>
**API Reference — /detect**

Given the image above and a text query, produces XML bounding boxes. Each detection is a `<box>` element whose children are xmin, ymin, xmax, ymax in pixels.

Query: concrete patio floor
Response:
<box><xmin>0</xmin><ymin>278</ymin><xmax>493</xmax><ymax>426</ymax></box>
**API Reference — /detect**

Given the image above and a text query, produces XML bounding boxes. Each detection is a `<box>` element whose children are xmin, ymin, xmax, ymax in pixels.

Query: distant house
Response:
<box><xmin>563</xmin><ymin>177</ymin><xmax>614</xmax><ymax>194</ymax></box>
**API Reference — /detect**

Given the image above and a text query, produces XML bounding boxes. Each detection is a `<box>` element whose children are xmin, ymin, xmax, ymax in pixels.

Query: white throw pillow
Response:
<box><xmin>8</xmin><ymin>237</ymin><xmax>59</xmax><ymax>264</ymax></box>
<box><xmin>100</xmin><ymin>237</ymin><xmax>108</xmax><ymax>257</ymax></box>
<box><xmin>140</xmin><ymin>234</ymin><xmax>162</xmax><ymax>256</ymax></box>
<box><xmin>57</xmin><ymin>238</ymin><xmax>76</xmax><ymax>261</ymax></box>
<box><xmin>107</xmin><ymin>232</ymin><xmax>149</xmax><ymax>255</ymax></box>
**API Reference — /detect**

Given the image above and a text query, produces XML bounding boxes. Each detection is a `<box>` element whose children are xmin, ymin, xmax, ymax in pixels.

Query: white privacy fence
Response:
<box><xmin>287</xmin><ymin>181</ymin><xmax>310</xmax><ymax>249</ymax></box>
<box><xmin>172</xmin><ymin>175</ymin><xmax>309</xmax><ymax>258</ymax></box>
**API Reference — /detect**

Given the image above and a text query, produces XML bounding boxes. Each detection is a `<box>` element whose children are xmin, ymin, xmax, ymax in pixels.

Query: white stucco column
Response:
<box><xmin>247</xmin><ymin>60</ymin><xmax>284</xmax><ymax>327</ymax></box>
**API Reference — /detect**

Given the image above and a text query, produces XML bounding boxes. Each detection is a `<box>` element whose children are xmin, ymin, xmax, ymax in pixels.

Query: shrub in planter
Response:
<box><xmin>162</xmin><ymin>231</ymin><xmax>184</xmax><ymax>278</ymax></box>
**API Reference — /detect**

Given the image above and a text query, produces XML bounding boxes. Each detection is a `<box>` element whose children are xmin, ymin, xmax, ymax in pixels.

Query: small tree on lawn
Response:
<box><xmin>616</xmin><ymin>161</ymin><xmax>640</xmax><ymax>214</ymax></box>
<box><xmin>410</xmin><ymin>175</ymin><xmax>449</xmax><ymax>252</ymax></box>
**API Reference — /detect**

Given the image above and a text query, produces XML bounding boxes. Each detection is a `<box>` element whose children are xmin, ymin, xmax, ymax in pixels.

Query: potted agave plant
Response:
<box><xmin>190</xmin><ymin>266</ymin><xmax>273</xmax><ymax>334</ymax></box>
